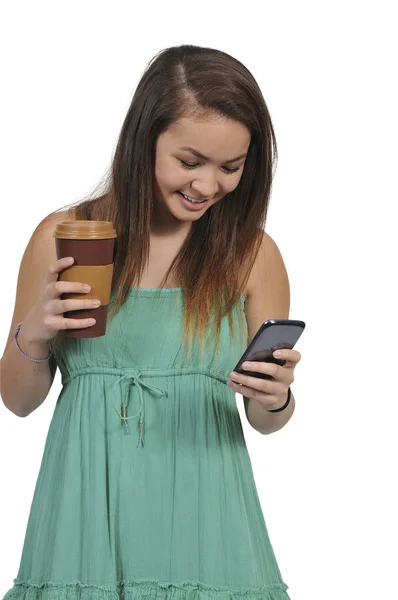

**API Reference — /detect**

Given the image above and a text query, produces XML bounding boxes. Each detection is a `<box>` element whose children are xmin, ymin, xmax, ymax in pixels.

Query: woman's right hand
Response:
<box><xmin>23</xmin><ymin>256</ymin><xmax>100</xmax><ymax>343</ymax></box>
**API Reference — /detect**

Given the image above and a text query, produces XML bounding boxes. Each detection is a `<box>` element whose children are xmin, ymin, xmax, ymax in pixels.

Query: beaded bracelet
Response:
<box><xmin>13</xmin><ymin>322</ymin><xmax>53</xmax><ymax>363</ymax></box>
<box><xmin>266</xmin><ymin>386</ymin><xmax>291</xmax><ymax>413</ymax></box>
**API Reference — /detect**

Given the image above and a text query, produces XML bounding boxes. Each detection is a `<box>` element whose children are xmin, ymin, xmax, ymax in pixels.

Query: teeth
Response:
<box><xmin>181</xmin><ymin>192</ymin><xmax>206</xmax><ymax>204</ymax></box>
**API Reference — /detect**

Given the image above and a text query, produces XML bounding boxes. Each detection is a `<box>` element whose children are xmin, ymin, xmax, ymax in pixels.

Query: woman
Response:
<box><xmin>1</xmin><ymin>45</ymin><xmax>301</xmax><ymax>600</ymax></box>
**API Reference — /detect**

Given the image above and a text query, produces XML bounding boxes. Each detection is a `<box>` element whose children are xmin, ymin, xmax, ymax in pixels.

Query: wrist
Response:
<box><xmin>244</xmin><ymin>389</ymin><xmax>295</xmax><ymax>435</ymax></box>
<box><xmin>266</xmin><ymin>387</ymin><xmax>292</xmax><ymax>412</ymax></box>
<box><xmin>16</xmin><ymin>323</ymin><xmax>51</xmax><ymax>360</ymax></box>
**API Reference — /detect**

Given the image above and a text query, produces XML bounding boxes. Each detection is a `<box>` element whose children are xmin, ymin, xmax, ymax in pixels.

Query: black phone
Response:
<box><xmin>233</xmin><ymin>319</ymin><xmax>306</xmax><ymax>380</ymax></box>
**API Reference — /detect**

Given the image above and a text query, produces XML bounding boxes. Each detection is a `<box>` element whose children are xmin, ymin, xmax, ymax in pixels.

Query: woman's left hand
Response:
<box><xmin>227</xmin><ymin>349</ymin><xmax>301</xmax><ymax>410</ymax></box>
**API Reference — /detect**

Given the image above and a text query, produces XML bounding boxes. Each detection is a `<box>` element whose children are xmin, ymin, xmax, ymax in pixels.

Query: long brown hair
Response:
<box><xmin>54</xmin><ymin>45</ymin><xmax>278</xmax><ymax>365</ymax></box>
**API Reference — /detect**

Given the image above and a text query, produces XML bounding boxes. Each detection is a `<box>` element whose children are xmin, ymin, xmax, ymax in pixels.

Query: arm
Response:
<box><xmin>0</xmin><ymin>212</ymin><xmax>68</xmax><ymax>417</ymax></box>
<box><xmin>242</xmin><ymin>231</ymin><xmax>296</xmax><ymax>434</ymax></box>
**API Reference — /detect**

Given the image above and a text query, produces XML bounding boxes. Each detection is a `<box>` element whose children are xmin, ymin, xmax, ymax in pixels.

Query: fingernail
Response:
<box><xmin>274</xmin><ymin>351</ymin><xmax>282</xmax><ymax>357</ymax></box>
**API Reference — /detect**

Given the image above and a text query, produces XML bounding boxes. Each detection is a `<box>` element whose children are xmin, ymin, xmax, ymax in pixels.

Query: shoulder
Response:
<box><xmin>27</xmin><ymin>208</ymin><xmax>76</xmax><ymax>261</ymax></box>
<box><xmin>31</xmin><ymin>206</ymin><xmax>76</xmax><ymax>247</ymax></box>
<box><xmin>35</xmin><ymin>207</ymin><xmax>76</xmax><ymax>236</ymax></box>
<box><xmin>244</xmin><ymin>230</ymin><xmax>290</xmax><ymax>342</ymax></box>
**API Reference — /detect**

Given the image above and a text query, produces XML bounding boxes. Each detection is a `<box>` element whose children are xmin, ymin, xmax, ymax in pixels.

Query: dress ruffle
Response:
<box><xmin>4</xmin><ymin>579</ymin><xmax>291</xmax><ymax>600</ymax></box>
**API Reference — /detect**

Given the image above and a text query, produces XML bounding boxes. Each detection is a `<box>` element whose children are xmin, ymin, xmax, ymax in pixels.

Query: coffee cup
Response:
<box><xmin>53</xmin><ymin>220</ymin><xmax>117</xmax><ymax>338</ymax></box>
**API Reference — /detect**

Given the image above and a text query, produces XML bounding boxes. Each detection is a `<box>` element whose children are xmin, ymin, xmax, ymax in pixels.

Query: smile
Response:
<box><xmin>179</xmin><ymin>191</ymin><xmax>210</xmax><ymax>204</ymax></box>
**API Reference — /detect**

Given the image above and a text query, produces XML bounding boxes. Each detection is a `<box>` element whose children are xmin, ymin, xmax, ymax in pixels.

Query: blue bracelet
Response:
<box><xmin>13</xmin><ymin>323</ymin><xmax>53</xmax><ymax>363</ymax></box>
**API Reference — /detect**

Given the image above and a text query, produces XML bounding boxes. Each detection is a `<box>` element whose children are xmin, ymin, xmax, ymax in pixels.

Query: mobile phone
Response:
<box><xmin>233</xmin><ymin>319</ymin><xmax>306</xmax><ymax>380</ymax></box>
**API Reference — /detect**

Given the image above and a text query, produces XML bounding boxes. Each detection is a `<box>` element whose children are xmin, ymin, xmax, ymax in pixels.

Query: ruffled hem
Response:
<box><xmin>3</xmin><ymin>578</ymin><xmax>291</xmax><ymax>600</ymax></box>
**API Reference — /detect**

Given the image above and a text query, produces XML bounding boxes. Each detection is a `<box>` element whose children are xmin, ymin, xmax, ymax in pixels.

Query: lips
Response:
<box><xmin>179</xmin><ymin>191</ymin><xmax>210</xmax><ymax>203</ymax></box>
<box><xmin>177</xmin><ymin>191</ymin><xmax>210</xmax><ymax>211</ymax></box>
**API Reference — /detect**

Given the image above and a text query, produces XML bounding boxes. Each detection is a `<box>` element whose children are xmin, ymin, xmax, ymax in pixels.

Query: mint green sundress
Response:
<box><xmin>3</xmin><ymin>288</ymin><xmax>290</xmax><ymax>600</ymax></box>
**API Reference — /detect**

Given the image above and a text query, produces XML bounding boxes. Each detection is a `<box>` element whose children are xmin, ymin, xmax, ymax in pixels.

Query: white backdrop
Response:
<box><xmin>1</xmin><ymin>2</ymin><xmax>397</xmax><ymax>599</ymax></box>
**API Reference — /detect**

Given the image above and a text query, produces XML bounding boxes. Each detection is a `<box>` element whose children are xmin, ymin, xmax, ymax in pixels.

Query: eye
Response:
<box><xmin>179</xmin><ymin>160</ymin><xmax>240</xmax><ymax>174</ymax></box>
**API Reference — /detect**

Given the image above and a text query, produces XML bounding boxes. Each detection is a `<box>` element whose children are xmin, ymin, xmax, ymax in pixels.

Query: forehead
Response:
<box><xmin>160</xmin><ymin>115</ymin><xmax>251</xmax><ymax>158</ymax></box>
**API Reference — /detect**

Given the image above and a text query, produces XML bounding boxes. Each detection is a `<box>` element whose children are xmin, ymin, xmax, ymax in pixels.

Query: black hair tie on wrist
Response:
<box><xmin>267</xmin><ymin>387</ymin><xmax>291</xmax><ymax>413</ymax></box>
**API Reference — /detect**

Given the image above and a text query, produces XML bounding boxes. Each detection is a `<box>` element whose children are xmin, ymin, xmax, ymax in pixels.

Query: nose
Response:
<box><xmin>190</xmin><ymin>171</ymin><xmax>218</xmax><ymax>199</ymax></box>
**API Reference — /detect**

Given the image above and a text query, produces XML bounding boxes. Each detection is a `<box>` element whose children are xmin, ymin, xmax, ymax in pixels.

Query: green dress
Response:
<box><xmin>3</xmin><ymin>288</ymin><xmax>291</xmax><ymax>600</ymax></box>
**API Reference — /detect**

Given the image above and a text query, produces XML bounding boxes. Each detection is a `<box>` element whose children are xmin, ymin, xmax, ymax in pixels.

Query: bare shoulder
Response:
<box><xmin>1</xmin><ymin>207</ymin><xmax>76</xmax><ymax>358</ymax></box>
<box><xmin>244</xmin><ymin>231</ymin><xmax>290</xmax><ymax>342</ymax></box>
<box><xmin>35</xmin><ymin>207</ymin><xmax>76</xmax><ymax>236</ymax></box>
<box><xmin>23</xmin><ymin>208</ymin><xmax>76</xmax><ymax>270</ymax></box>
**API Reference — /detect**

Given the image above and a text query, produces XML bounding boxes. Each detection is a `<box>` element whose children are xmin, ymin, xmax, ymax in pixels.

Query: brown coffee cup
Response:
<box><xmin>53</xmin><ymin>220</ymin><xmax>117</xmax><ymax>338</ymax></box>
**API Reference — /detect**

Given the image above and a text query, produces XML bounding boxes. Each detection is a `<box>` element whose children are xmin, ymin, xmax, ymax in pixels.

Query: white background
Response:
<box><xmin>1</xmin><ymin>2</ymin><xmax>397</xmax><ymax>599</ymax></box>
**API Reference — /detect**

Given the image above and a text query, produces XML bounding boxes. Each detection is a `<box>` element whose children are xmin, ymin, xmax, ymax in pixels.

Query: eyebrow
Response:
<box><xmin>179</xmin><ymin>146</ymin><xmax>247</xmax><ymax>164</ymax></box>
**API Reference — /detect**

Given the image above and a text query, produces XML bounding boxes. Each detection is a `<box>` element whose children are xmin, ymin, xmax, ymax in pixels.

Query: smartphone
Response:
<box><xmin>233</xmin><ymin>319</ymin><xmax>306</xmax><ymax>380</ymax></box>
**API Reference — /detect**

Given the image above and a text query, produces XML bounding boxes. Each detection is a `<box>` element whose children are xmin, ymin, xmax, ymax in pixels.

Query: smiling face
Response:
<box><xmin>152</xmin><ymin>113</ymin><xmax>251</xmax><ymax>231</ymax></box>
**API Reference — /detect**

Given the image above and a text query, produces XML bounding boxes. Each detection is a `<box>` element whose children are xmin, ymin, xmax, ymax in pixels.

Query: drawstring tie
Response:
<box><xmin>111</xmin><ymin>371</ymin><xmax>167</xmax><ymax>447</ymax></box>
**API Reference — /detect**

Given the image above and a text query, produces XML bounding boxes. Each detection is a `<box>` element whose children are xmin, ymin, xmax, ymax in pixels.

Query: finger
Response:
<box><xmin>232</xmin><ymin>364</ymin><xmax>292</xmax><ymax>388</ymax></box>
<box><xmin>45</xmin><ymin>256</ymin><xmax>75</xmax><ymax>285</ymax></box>
<box><xmin>57</xmin><ymin>297</ymin><xmax>101</xmax><ymax>313</ymax></box>
<box><xmin>273</xmin><ymin>349</ymin><xmax>301</xmax><ymax>365</ymax></box>
<box><xmin>49</xmin><ymin>279</ymin><xmax>92</xmax><ymax>300</ymax></box>
<box><xmin>239</xmin><ymin>361</ymin><xmax>281</xmax><ymax>379</ymax></box>
<box><xmin>227</xmin><ymin>379</ymin><xmax>283</xmax><ymax>404</ymax></box>
<box><xmin>59</xmin><ymin>317</ymin><xmax>97</xmax><ymax>330</ymax></box>
<box><xmin>230</xmin><ymin>371</ymin><xmax>279</xmax><ymax>392</ymax></box>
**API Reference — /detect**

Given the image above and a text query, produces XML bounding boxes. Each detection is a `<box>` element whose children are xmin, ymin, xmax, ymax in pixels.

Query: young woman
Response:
<box><xmin>1</xmin><ymin>45</ymin><xmax>301</xmax><ymax>600</ymax></box>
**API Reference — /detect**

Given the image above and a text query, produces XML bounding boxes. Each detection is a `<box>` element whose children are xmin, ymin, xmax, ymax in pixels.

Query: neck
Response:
<box><xmin>150</xmin><ymin>211</ymin><xmax>192</xmax><ymax>240</ymax></box>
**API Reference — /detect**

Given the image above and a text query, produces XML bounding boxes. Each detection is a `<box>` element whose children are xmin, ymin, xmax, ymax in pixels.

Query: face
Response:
<box><xmin>152</xmin><ymin>114</ymin><xmax>251</xmax><ymax>229</ymax></box>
